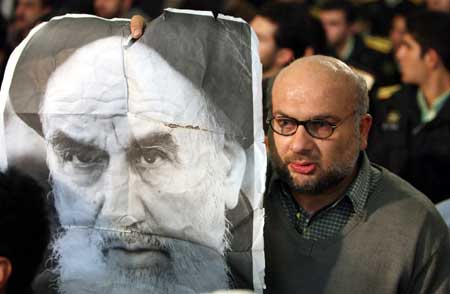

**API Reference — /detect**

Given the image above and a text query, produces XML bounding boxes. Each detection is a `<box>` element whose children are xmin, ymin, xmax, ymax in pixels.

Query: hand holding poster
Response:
<box><xmin>0</xmin><ymin>10</ymin><xmax>265</xmax><ymax>294</ymax></box>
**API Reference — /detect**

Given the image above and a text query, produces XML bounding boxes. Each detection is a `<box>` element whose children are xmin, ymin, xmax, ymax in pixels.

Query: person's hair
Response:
<box><xmin>392</xmin><ymin>1</ymin><xmax>420</xmax><ymax>18</ymax></box>
<box><xmin>15</xmin><ymin>0</ymin><xmax>53</xmax><ymax>9</ymax></box>
<box><xmin>406</xmin><ymin>10</ymin><xmax>450</xmax><ymax>72</ymax></box>
<box><xmin>0</xmin><ymin>168</ymin><xmax>50</xmax><ymax>294</ymax></box>
<box><xmin>180</xmin><ymin>0</ymin><xmax>224</xmax><ymax>12</ymax></box>
<box><xmin>258</xmin><ymin>2</ymin><xmax>327</xmax><ymax>58</ymax></box>
<box><xmin>40</xmin><ymin>0</ymin><xmax>53</xmax><ymax>8</ymax></box>
<box><xmin>354</xmin><ymin>74</ymin><xmax>369</xmax><ymax>116</ymax></box>
<box><xmin>320</xmin><ymin>0</ymin><xmax>356</xmax><ymax>24</ymax></box>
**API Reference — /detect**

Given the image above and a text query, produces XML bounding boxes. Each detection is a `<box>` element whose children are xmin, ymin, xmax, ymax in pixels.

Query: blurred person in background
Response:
<box><xmin>0</xmin><ymin>168</ymin><xmax>50</xmax><ymax>294</ymax></box>
<box><xmin>52</xmin><ymin>1</ymin><xmax>94</xmax><ymax>15</ymax></box>
<box><xmin>389</xmin><ymin>6</ymin><xmax>408</xmax><ymax>55</ymax></box>
<box><xmin>251</xmin><ymin>2</ymin><xmax>325</xmax><ymax>80</ymax></box>
<box><xmin>371</xmin><ymin>2</ymin><xmax>420</xmax><ymax>102</ymax></box>
<box><xmin>426</xmin><ymin>0</ymin><xmax>450</xmax><ymax>13</ymax></box>
<box><xmin>368</xmin><ymin>11</ymin><xmax>450</xmax><ymax>204</ymax></box>
<box><xmin>7</xmin><ymin>0</ymin><xmax>52</xmax><ymax>48</ymax></box>
<box><xmin>319</xmin><ymin>0</ymin><xmax>397</xmax><ymax>86</ymax></box>
<box><xmin>250</xmin><ymin>2</ymin><xmax>327</xmax><ymax>133</ymax></box>
<box><xmin>94</xmin><ymin>0</ymin><xmax>149</xmax><ymax>20</ymax></box>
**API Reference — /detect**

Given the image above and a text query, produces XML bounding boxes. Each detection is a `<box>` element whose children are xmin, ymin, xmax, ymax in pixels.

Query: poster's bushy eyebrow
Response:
<box><xmin>131</xmin><ymin>132</ymin><xmax>179</xmax><ymax>162</ymax></box>
<box><xmin>50</xmin><ymin>131</ymin><xmax>104</xmax><ymax>154</ymax></box>
<box><xmin>134</xmin><ymin>133</ymin><xmax>178</xmax><ymax>151</ymax></box>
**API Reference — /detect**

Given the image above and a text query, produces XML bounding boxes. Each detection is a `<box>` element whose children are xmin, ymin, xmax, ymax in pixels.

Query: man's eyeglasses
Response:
<box><xmin>267</xmin><ymin>111</ymin><xmax>357</xmax><ymax>139</ymax></box>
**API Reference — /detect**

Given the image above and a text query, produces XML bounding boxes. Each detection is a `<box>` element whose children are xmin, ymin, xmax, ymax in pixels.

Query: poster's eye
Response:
<box><xmin>138</xmin><ymin>147</ymin><xmax>171</xmax><ymax>168</ymax></box>
<box><xmin>60</xmin><ymin>149</ymin><xmax>109</xmax><ymax>169</ymax></box>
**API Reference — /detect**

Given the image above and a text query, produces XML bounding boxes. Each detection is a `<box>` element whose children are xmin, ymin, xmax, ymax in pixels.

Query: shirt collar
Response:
<box><xmin>344</xmin><ymin>152</ymin><xmax>372</xmax><ymax>216</ymax></box>
<box><xmin>340</xmin><ymin>36</ymin><xmax>355</xmax><ymax>61</ymax></box>
<box><xmin>416</xmin><ymin>89</ymin><xmax>450</xmax><ymax>124</ymax></box>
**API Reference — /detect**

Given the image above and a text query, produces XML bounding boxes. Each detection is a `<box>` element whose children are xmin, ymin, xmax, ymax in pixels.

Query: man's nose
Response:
<box><xmin>395</xmin><ymin>46</ymin><xmax>404</xmax><ymax>62</ymax></box>
<box><xmin>124</xmin><ymin>173</ymin><xmax>148</xmax><ymax>227</ymax></box>
<box><xmin>289</xmin><ymin>125</ymin><xmax>315</xmax><ymax>154</ymax></box>
<box><xmin>100</xmin><ymin>154</ymin><xmax>146</xmax><ymax>227</ymax></box>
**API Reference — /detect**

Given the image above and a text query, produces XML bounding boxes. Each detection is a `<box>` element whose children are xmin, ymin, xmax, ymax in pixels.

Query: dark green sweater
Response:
<box><xmin>264</xmin><ymin>164</ymin><xmax>450</xmax><ymax>294</ymax></box>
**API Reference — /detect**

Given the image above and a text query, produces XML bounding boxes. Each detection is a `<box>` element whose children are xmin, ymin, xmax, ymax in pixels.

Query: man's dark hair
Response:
<box><xmin>180</xmin><ymin>0</ymin><xmax>224</xmax><ymax>13</ymax></box>
<box><xmin>14</xmin><ymin>0</ymin><xmax>54</xmax><ymax>9</ymax></box>
<box><xmin>0</xmin><ymin>168</ymin><xmax>50</xmax><ymax>294</ymax></box>
<box><xmin>259</xmin><ymin>2</ymin><xmax>327</xmax><ymax>58</ymax></box>
<box><xmin>407</xmin><ymin>11</ymin><xmax>450</xmax><ymax>72</ymax></box>
<box><xmin>40</xmin><ymin>0</ymin><xmax>53</xmax><ymax>8</ymax></box>
<box><xmin>320</xmin><ymin>0</ymin><xmax>356</xmax><ymax>24</ymax></box>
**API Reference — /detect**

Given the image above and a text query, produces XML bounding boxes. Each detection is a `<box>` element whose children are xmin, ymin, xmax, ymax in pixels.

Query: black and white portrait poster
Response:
<box><xmin>0</xmin><ymin>9</ymin><xmax>265</xmax><ymax>294</ymax></box>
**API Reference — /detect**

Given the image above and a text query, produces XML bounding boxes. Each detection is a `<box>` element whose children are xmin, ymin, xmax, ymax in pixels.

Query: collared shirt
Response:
<box><xmin>417</xmin><ymin>89</ymin><xmax>450</xmax><ymax>124</ymax></box>
<box><xmin>278</xmin><ymin>154</ymin><xmax>381</xmax><ymax>241</ymax></box>
<box><xmin>340</xmin><ymin>36</ymin><xmax>355</xmax><ymax>61</ymax></box>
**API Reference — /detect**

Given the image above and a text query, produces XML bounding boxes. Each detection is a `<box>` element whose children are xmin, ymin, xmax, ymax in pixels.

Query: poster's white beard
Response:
<box><xmin>52</xmin><ymin>228</ymin><xmax>230</xmax><ymax>294</ymax></box>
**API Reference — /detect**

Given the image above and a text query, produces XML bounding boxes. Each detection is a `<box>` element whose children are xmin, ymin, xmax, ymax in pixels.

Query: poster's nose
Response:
<box><xmin>118</xmin><ymin>215</ymin><xmax>140</xmax><ymax>228</ymax></box>
<box><xmin>100</xmin><ymin>154</ymin><xmax>149</xmax><ymax>228</ymax></box>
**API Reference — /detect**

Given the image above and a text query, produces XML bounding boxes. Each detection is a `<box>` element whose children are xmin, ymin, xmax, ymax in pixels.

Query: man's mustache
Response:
<box><xmin>101</xmin><ymin>230</ymin><xmax>171</xmax><ymax>252</ymax></box>
<box><xmin>284</xmin><ymin>153</ymin><xmax>320</xmax><ymax>165</ymax></box>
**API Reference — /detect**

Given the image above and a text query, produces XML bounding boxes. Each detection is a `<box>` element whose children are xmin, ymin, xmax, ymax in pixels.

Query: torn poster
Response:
<box><xmin>0</xmin><ymin>9</ymin><xmax>265</xmax><ymax>294</ymax></box>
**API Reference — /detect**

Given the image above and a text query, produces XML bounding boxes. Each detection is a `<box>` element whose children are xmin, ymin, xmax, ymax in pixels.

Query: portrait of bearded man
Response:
<box><xmin>1</xmin><ymin>10</ymin><xmax>265</xmax><ymax>294</ymax></box>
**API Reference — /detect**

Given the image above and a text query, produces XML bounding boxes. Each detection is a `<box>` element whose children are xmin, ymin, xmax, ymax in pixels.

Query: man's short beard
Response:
<box><xmin>268</xmin><ymin>132</ymin><xmax>359</xmax><ymax>196</ymax></box>
<box><xmin>274</xmin><ymin>157</ymin><xmax>355</xmax><ymax>195</ymax></box>
<box><xmin>50</xmin><ymin>227</ymin><xmax>230</xmax><ymax>294</ymax></box>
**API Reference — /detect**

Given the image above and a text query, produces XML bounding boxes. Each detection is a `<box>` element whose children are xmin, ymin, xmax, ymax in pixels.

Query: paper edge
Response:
<box><xmin>249</xmin><ymin>27</ymin><xmax>266</xmax><ymax>293</ymax></box>
<box><xmin>0</xmin><ymin>14</ymin><xmax>266</xmax><ymax>292</ymax></box>
<box><xmin>164</xmin><ymin>8</ymin><xmax>247</xmax><ymax>24</ymax></box>
<box><xmin>0</xmin><ymin>21</ymin><xmax>49</xmax><ymax>171</ymax></box>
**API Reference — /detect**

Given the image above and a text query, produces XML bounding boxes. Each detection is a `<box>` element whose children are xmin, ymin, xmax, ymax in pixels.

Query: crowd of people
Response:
<box><xmin>1</xmin><ymin>0</ymin><xmax>450</xmax><ymax>293</ymax></box>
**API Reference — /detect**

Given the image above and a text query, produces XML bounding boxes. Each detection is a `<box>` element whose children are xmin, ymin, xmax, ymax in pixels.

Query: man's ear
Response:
<box><xmin>275</xmin><ymin>48</ymin><xmax>295</xmax><ymax>68</ymax></box>
<box><xmin>0</xmin><ymin>257</ymin><xmax>12</xmax><ymax>290</ymax></box>
<box><xmin>223</xmin><ymin>140</ymin><xmax>246</xmax><ymax>210</ymax></box>
<box><xmin>359</xmin><ymin>113</ymin><xmax>372</xmax><ymax>151</ymax></box>
<box><xmin>424</xmin><ymin>48</ymin><xmax>440</xmax><ymax>70</ymax></box>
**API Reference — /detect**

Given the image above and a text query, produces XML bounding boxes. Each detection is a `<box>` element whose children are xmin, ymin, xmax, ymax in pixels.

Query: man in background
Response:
<box><xmin>7</xmin><ymin>0</ymin><xmax>52</xmax><ymax>48</ymax></box>
<box><xmin>0</xmin><ymin>169</ymin><xmax>50</xmax><ymax>294</ymax></box>
<box><xmin>250</xmin><ymin>2</ymin><xmax>327</xmax><ymax>132</ymax></box>
<box><xmin>251</xmin><ymin>2</ymin><xmax>326</xmax><ymax>80</ymax></box>
<box><xmin>368</xmin><ymin>11</ymin><xmax>450</xmax><ymax>204</ymax></box>
<box><xmin>319</xmin><ymin>0</ymin><xmax>397</xmax><ymax>86</ymax></box>
<box><xmin>94</xmin><ymin>0</ymin><xmax>148</xmax><ymax>20</ymax></box>
<box><xmin>426</xmin><ymin>0</ymin><xmax>450</xmax><ymax>13</ymax></box>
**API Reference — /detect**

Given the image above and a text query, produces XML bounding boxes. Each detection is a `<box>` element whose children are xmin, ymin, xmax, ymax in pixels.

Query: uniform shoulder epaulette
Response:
<box><xmin>310</xmin><ymin>6</ymin><xmax>320</xmax><ymax>18</ymax></box>
<box><xmin>363</xmin><ymin>35</ymin><xmax>392</xmax><ymax>54</ymax></box>
<box><xmin>377</xmin><ymin>84</ymin><xmax>401</xmax><ymax>100</ymax></box>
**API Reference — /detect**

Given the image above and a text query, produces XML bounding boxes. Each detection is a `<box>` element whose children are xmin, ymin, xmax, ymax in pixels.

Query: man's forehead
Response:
<box><xmin>252</xmin><ymin>16</ymin><xmax>277</xmax><ymax>32</ymax></box>
<box><xmin>273</xmin><ymin>56</ymin><xmax>357</xmax><ymax>111</ymax></box>
<box><xmin>42</xmin><ymin>36</ymin><xmax>210</xmax><ymax>128</ymax></box>
<box><xmin>402</xmin><ymin>33</ymin><xmax>419</xmax><ymax>45</ymax></box>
